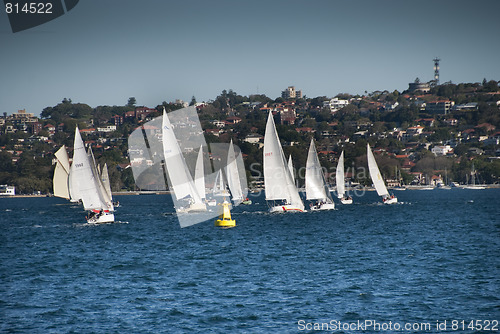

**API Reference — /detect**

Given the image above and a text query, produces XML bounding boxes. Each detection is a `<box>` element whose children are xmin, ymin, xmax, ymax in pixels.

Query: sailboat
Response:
<box><xmin>437</xmin><ymin>168</ymin><xmax>451</xmax><ymax>189</ymax></box>
<box><xmin>53</xmin><ymin>145</ymin><xmax>71</xmax><ymax>200</ymax></box>
<box><xmin>367</xmin><ymin>143</ymin><xmax>397</xmax><ymax>204</ymax></box>
<box><xmin>69</xmin><ymin>127</ymin><xmax>115</xmax><ymax>223</ymax></box>
<box><xmin>225</xmin><ymin>139</ymin><xmax>244</xmax><ymax>204</ymax></box>
<box><xmin>305</xmin><ymin>139</ymin><xmax>335</xmax><ymax>210</ymax></box>
<box><xmin>462</xmin><ymin>163</ymin><xmax>486</xmax><ymax>189</ymax></box>
<box><xmin>161</xmin><ymin>109</ymin><xmax>207</xmax><ymax>212</ymax></box>
<box><xmin>213</xmin><ymin>169</ymin><xmax>231</xmax><ymax>197</ymax></box>
<box><xmin>336</xmin><ymin>150</ymin><xmax>352</xmax><ymax>204</ymax></box>
<box><xmin>392</xmin><ymin>167</ymin><xmax>407</xmax><ymax>191</ymax></box>
<box><xmin>263</xmin><ymin>111</ymin><xmax>305</xmax><ymax>213</ymax></box>
<box><xmin>99</xmin><ymin>163</ymin><xmax>119</xmax><ymax>206</ymax></box>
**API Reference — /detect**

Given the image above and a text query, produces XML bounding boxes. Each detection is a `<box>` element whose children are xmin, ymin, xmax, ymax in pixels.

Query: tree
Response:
<box><xmin>189</xmin><ymin>96</ymin><xmax>197</xmax><ymax>106</ymax></box>
<box><xmin>127</xmin><ymin>97</ymin><xmax>136</xmax><ymax>107</ymax></box>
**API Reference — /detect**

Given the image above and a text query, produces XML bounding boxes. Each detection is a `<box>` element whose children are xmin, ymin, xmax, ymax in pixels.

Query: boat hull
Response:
<box><xmin>340</xmin><ymin>198</ymin><xmax>353</xmax><ymax>205</ymax></box>
<box><xmin>87</xmin><ymin>212</ymin><xmax>115</xmax><ymax>224</ymax></box>
<box><xmin>177</xmin><ymin>203</ymin><xmax>207</xmax><ymax>213</ymax></box>
<box><xmin>269</xmin><ymin>204</ymin><xmax>305</xmax><ymax>213</ymax></box>
<box><xmin>461</xmin><ymin>185</ymin><xmax>486</xmax><ymax>190</ymax></box>
<box><xmin>310</xmin><ymin>202</ymin><xmax>336</xmax><ymax>211</ymax></box>
<box><xmin>383</xmin><ymin>197</ymin><xmax>398</xmax><ymax>204</ymax></box>
<box><xmin>206</xmin><ymin>199</ymin><xmax>217</xmax><ymax>207</ymax></box>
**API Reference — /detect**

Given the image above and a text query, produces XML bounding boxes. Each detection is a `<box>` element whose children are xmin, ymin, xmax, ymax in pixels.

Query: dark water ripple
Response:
<box><xmin>1</xmin><ymin>189</ymin><xmax>499</xmax><ymax>333</ymax></box>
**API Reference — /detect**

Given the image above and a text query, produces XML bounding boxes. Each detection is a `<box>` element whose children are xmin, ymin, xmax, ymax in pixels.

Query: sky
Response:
<box><xmin>1</xmin><ymin>0</ymin><xmax>499</xmax><ymax>116</ymax></box>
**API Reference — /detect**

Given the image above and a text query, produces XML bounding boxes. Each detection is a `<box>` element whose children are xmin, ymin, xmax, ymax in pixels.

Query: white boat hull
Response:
<box><xmin>87</xmin><ymin>212</ymin><xmax>115</xmax><ymax>224</ymax></box>
<box><xmin>310</xmin><ymin>202</ymin><xmax>336</xmax><ymax>211</ymax></box>
<box><xmin>177</xmin><ymin>202</ymin><xmax>207</xmax><ymax>213</ymax></box>
<box><xmin>269</xmin><ymin>204</ymin><xmax>305</xmax><ymax>213</ymax></box>
<box><xmin>206</xmin><ymin>199</ymin><xmax>217</xmax><ymax>207</ymax></box>
<box><xmin>383</xmin><ymin>197</ymin><xmax>398</xmax><ymax>204</ymax></box>
<box><xmin>340</xmin><ymin>198</ymin><xmax>353</xmax><ymax>205</ymax></box>
<box><xmin>461</xmin><ymin>185</ymin><xmax>486</xmax><ymax>190</ymax></box>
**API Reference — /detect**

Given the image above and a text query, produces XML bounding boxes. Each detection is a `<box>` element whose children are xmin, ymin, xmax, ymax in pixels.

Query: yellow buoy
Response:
<box><xmin>215</xmin><ymin>199</ymin><xmax>236</xmax><ymax>228</ymax></box>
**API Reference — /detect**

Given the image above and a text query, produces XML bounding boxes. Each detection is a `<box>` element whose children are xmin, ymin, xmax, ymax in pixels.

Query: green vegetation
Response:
<box><xmin>1</xmin><ymin>80</ymin><xmax>499</xmax><ymax>194</ymax></box>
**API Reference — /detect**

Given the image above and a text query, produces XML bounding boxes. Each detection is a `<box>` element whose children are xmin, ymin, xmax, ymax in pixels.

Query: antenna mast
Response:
<box><xmin>433</xmin><ymin>57</ymin><xmax>440</xmax><ymax>86</ymax></box>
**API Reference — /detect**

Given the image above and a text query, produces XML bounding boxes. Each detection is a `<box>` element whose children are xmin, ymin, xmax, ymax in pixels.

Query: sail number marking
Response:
<box><xmin>5</xmin><ymin>2</ymin><xmax>53</xmax><ymax>14</ymax></box>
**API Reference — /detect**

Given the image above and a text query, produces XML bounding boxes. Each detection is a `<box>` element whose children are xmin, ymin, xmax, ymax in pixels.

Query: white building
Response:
<box><xmin>0</xmin><ymin>185</ymin><xmax>15</xmax><ymax>196</ymax></box>
<box><xmin>211</xmin><ymin>120</ymin><xmax>226</xmax><ymax>128</ymax></box>
<box><xmin>97</xmin><ymin>125</ymin><xmax>117</xmax><ymax>132</ymax></box>
<box><xmin>243</xmin><ymin>133</ymin><xmax>264</xmax><ymax>144</ymax></box>
<box><xmin>431</xmin><ymin>145</ymin><xmax>453</xmax><ymax>156</ymax></box>
<box><xmin>323</xmin><ymin>97</ymin><xmax>350</xmax><ymax>113</ymax></box>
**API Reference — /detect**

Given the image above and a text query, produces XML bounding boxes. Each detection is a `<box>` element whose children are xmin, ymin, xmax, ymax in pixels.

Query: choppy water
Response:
<box><xmin>1</xmin><ymin>189</ymin><xmax>499</xmax><ymax>333</ymax></box>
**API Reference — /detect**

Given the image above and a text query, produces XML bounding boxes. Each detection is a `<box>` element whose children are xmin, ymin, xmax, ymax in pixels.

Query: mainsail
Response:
<box><xmin>69</xmin><ymin>127</ymin><xmax>113</xmax><ymax>211</ymax></box>
<box><xmin>100</xmin><ymin>163</ymin><xmax>113</xmax><ymax>200</ymax></box>
<box><xmin>213</xmin><ymin>169</ymin><xmax>230</xmax><ymax>197</ymax></box>
<box><xmin>288</xmin><ymin>155</ymin><xmax>295</xmax><ymax>185</ymax></box>
<box><xmin>336</xmin><ymin>151</ymin><xmax>346</xmax><ymax>199</ymax></box>
<box><xmin>367</xmin><ymin>143</ymin><xmax>389</xmax><ymax>197</ymax></box>
<box><xmin>194</xmin><ymin>145</ymin><xmax>206</xmax><ymax>200</ymax></box>
<box><xmin>161</xmin><ymin>110</ymin><xmax>205</xmax><ymax>210</ymax></box>
<box><xmin>53</xmin><ymin>145</ymin><xmax>70</xmax><ymax>199</ymax></box>
<box><xmin>263</xmin><ymin>111</ymin><xmax>304</xmax><ymax>210</ymax></box>
<box><xmin>305</xmin><ymin>139</ymin><xmax>332</xmax><ymax>201</ymax></box>
<box><xmin>226</xmin><ymin>139</ymin><xmax>243</xmax><ymax>203</ymax></box>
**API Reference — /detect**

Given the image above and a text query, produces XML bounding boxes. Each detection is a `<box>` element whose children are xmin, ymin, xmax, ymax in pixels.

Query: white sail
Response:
<box><xmin>288</xmin><ymin>155</ymin><xmax>295</xmax><ymax>185</ymax></box>
<box><xmin>69</xmin><ymin>127</ymin><xmax>111</xmax><ymax>211</ymax></box>
<box><xmin>226</xmin><ymin>139</ymin><xmax>243</xmax><ymax>203</ymax></box>
<box><xmin>161</xmin><ymin>110</ymin><xmax>205</xmax><ymax>209</ymax></box>
<box><xmin>194</xmin><ymin>145</ymin><xmax>206</xmax><ymax>200</ymax></box>
<box><xmin>263</xmin><ymin>111</ymin><xmax>304</xmax><ymax>210</ymax></box>
<box><xmin>213</xmin><ymin>169</ymin><xmax>230</xmax><ymax>197</ymax></box>
<box><xmin>336</xmin><ymin>151</ymin><xmax>346</xmax><ymax>199</ymax></box>
<box><xmin>305</xmin><ymin>139</ymin><xmax>332</xmax><ymax>201</ymax></box>
<box><xmin>367</xmin><ymin>143</ymin><xmax>389</xmax><ymax>197</ymax></box>
<box><xmin>100</xmin><ymin>163</ymin><xmax>113</xmax><ymax>201</ymax></box>
<box><xmin>88</xmin><ymin>147</ymin><xmax>114</xmax><ymax>212</ymax></box>
<box><xmin>53</xmin><ymin>145</ymin><xmax>70</xmax><ymax>199</ymax></box>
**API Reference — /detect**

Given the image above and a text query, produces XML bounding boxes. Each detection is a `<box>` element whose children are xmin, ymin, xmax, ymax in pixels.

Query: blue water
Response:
<box><xmin>1</xmin><ymin>189</ymin><xmax>499</xmax><ymax>333</ymax></box>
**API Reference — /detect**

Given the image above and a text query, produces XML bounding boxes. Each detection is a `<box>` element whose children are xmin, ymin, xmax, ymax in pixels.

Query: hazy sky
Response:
<box><xmin>1</xmin><ymin>0</ymin><xmax>499</xmax><ymax>116</ymax></box>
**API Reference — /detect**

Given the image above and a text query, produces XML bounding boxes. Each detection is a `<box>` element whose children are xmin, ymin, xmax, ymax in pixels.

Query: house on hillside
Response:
<box><xmin>425</xmin><ymin>100</ymin><xmax>454</xmax><ymax>114</ymax></box>
<box><xmin>244</xmin><ymin>133</ymin><xmax>263</xmax><ymax>144</ymax></box>
<box><xmin>431</xmin><ymin>145</ymin><xmax>453</xmax><ymax>156</ymax></box>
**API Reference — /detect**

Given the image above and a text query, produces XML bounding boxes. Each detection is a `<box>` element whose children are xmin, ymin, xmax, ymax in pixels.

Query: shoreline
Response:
<box><xmin>0</xmin><ymin>191</ymin><xmax>172</xmax><ymax>198</ymax></box>
<box><xmin>2</xmin><ymin>184</ymin><xmax>500</xmax><ymax>199</ymax></box>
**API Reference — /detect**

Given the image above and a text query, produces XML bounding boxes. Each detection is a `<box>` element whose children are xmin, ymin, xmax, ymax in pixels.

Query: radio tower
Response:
<box><xmin>433</xmin><ymin>57</ymin><xmax>440</xmax><ymax>86</ymax></box>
